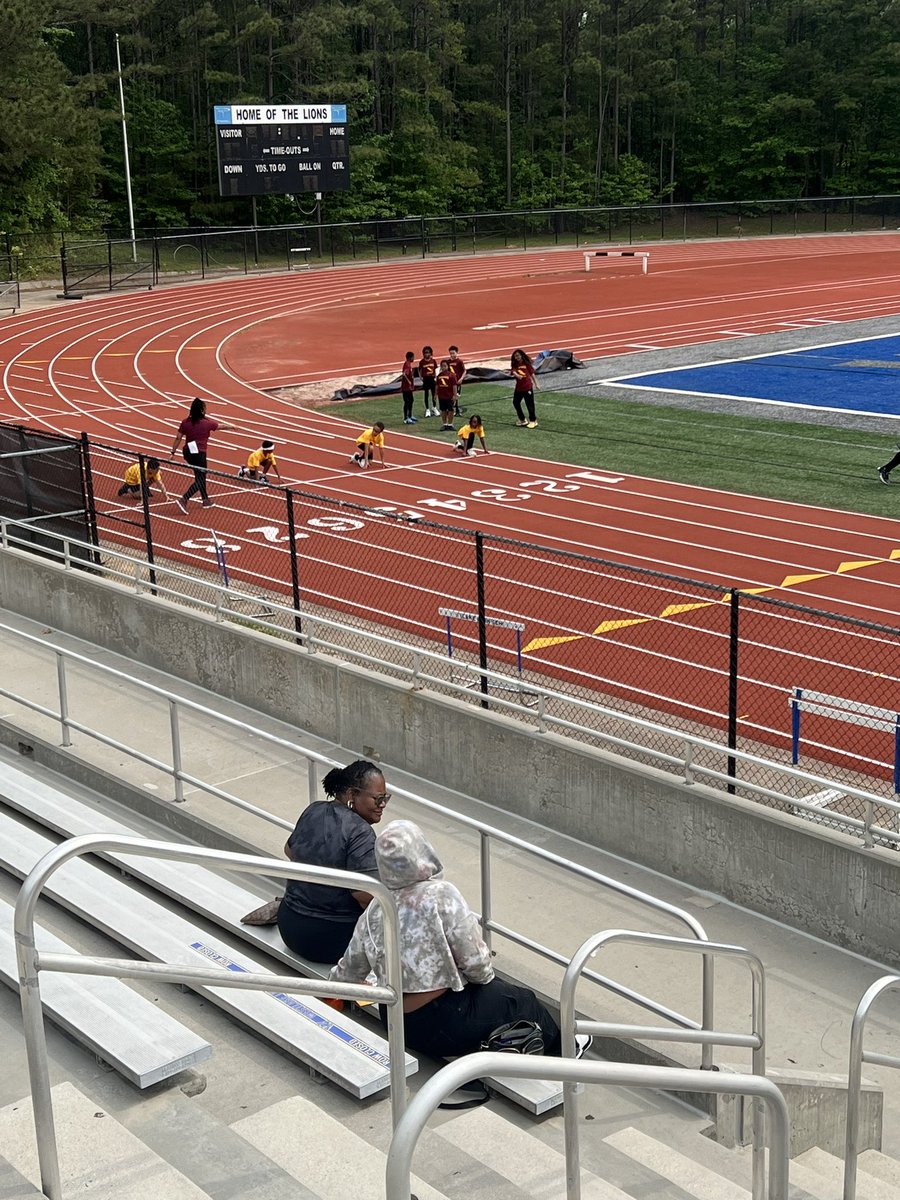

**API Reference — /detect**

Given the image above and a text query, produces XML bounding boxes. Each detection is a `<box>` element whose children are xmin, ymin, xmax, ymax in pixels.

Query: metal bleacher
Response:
<box><xmin>0</xmin><ymin>799</ymin><xmax>416</xmax><ymax>1100</ymax></box>
<box><xmin>0</xmin><ymin>759</ymin><xmax>565</xmax><ymax>1114</ymax></box>
<box><xmin>0</xmin><ymin>899</ymin><xmax>212</xmax><ymax>1089</ymax></box>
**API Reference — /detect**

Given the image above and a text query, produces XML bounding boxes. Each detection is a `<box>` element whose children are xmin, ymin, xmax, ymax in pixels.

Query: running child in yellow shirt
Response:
<box><xmin>238</xmin><ymin>439</ymin><xmax>282</xmax><ymax>484</ymax></box>
<box><xmin>117</xmin><ymin>458</ymin><xmax>168</xmax><ymax>501</ymax></box>
<box><xmin>350</xmin><ymin>422</ymin><xmax>386</xmax><ymax>469</ymax></box>
<box><xmin>453</xmin><ymin>415</ymin><xmax>488</xmax><ymax>456</ymax></box>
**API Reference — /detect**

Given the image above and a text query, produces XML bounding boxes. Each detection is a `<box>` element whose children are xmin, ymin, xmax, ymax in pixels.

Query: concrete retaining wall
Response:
<box><xmin>3</xmin><ymin>546</ymin><xmax>899</xmax><ymax>967</ymax></box>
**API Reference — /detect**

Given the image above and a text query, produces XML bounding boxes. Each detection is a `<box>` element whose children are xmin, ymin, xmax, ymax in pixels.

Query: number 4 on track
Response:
<box><xmin>416</xmin><ymin>497</ymin><xmax>467</xmax><ymax>511</ymax></box>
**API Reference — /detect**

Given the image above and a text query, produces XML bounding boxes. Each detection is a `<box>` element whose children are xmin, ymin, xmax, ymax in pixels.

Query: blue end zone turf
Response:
<box><xmin>610</xmin><ymin>333</ymin><xmax>900</xmax><ymax>418</ymax></box>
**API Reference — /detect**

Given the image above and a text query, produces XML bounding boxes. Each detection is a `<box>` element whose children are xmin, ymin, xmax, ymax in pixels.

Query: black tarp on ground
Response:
<box><xmin>330</xmin><ymin>349</ymin><xmax>584</xmax><ymax>400</ymax></box>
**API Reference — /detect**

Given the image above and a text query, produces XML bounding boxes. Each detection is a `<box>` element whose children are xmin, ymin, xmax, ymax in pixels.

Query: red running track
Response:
<box><xmin>2</xmin><ymin>235</ymin><xmax>899</xmax><ymax>774</ymax></box>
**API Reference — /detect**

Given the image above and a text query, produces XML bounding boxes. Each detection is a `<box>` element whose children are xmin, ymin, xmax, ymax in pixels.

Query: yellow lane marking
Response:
<box><xmin>523</xmin><ymin>635</ymin><xmax>585</xmax><ymax>652</ymax></box>
<box><xmin>524</xmin><ymin>551</ymin><xmax>900</xmax><ymax>655</ymax></box>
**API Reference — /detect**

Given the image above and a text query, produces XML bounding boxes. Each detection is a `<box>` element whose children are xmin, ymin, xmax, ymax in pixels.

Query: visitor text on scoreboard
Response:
<box><xmin>213</xmin><ymin>104</ymin><xmax>349</xmax><ymax>197</ymax></box>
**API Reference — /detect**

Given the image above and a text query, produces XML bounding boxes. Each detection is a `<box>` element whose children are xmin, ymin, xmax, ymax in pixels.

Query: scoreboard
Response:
<box><xmin>213</xmin><ymin>103</ymin><xmax>349</xmax><ymax>197</ymax></box>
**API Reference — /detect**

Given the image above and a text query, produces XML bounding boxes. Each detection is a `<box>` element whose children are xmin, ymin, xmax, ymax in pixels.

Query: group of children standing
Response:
<box><xmin>401</xmin><ymin>345</ymin><xmax>467</xmax><ymax>429</ymax></box>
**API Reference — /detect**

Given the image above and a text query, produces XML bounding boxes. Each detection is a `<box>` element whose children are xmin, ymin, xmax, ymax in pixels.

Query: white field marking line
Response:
<box><xmin>507</xmin><ymin>270</ymin><xmax>900</xmax><ymax>333</ymax></box>
<box><xmin>566</xmin><ymin>299</ymin><xmax>900</xmax><ymax>356</ymax></box>
<box><xmin>715</xmin><ymin>330</ymin><xmax>757</xmax><ymax>336</ymax></box>
<box><xmin>306</xmin><ymin>462</ymin><xmax>900</xmax><ymax>614</ymax></box>
<box><xmin>453</xmin><ymin>454</ymin><xmax>900</xmax><ymax>552</ymax></box>
<box><xmin>469</xmin><ymin>438</ymin><xmax>900</xmax><ymax>540</ymax></box>
<box><xmin>355</xmin><ymin>447</ymin><xmax>900</xmax><ymax>558</ymax></box>
<box><xmin>625</xmin><ymin>343</ymin><xmax>664</xmax><ymax>350</ymax></box>
<box><xmin>609</xmin><ymin>381</ymin><xmax>900</xmax><ymax>423</ymax></box>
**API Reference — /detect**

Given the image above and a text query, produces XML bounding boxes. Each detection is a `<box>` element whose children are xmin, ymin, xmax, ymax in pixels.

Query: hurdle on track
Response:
<box><xmin>439</xmin><ymin>607</ymin><xmax>538</xmax><ymax>706</ymax></box>
<box><xmin>789</xmin><ymin>686</ymin><xmax>900</xmax><ymax>794</ymax></box>
<box><xmin>212</xmin><ymin>529</ymin><xmax>275</xmax><ymax>619</ymax></box>
<box><xmin>584</xmin><ymin>250</ymin><xmax>649</xmax><ymax>274</ymax></box>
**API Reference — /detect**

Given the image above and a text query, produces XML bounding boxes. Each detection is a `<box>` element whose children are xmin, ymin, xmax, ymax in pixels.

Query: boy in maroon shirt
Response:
<box><xmin>436</xmin><ymin>359</ymin><xmax>457</xmax><ymax>430</ymax></box>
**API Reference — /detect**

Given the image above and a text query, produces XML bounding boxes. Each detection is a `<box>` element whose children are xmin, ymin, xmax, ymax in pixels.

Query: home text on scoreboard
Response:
<box><xmin>213</xmin><ymin>104</ymin><xmax>349</xmax><ymax>197</ymax></box>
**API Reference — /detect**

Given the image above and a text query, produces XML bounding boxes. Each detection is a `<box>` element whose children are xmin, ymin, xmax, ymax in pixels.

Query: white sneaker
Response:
<box><xmin>358</xmin><ymin>458</ymin><xmax>367</xmax><ymax>469</ymax></box>
<box><xmin>466</xmin><ymin>449</ymin><xmax>477</xmax><ymax>457</ymax></box>
<box><xmin>175</xmin><ymin>497</ymin><xmax>188</xmax><ymax>514</ymax></box>
<box><xmin>575</xmin><ymin>1034</ymin><xmax>593</xmax><ymax>1059</ymax></box>
<box><xmin>348</xmin><ymin>455</ymin><xmax>356</xmax><ymax>464</ymax></box>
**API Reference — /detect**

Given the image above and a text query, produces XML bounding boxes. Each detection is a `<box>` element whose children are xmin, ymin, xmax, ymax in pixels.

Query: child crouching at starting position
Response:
<box><xmin>238</xmin><ymin>439</ymin><xmax>281</xmax><ymax>484</ymax></box>
<box><xmin>350</xmin><ymin>422</ymin><xmax>386</xmax><ymax>469</ymax></box>
<box><xmin>117</xmin><ymin>458</ymin><xmax>168</xmax><ymax>502</ymax></box>
<box><xmin>453</xmin><ymin>415</ymin><xmax>488</xmax><ymax>456</ymax></box>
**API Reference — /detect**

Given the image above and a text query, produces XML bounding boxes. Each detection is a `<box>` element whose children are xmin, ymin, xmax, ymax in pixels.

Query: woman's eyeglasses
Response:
<box><xmin>357</xmin><ymin>790</ymin><xmax>391</xmax><ymax>808</ymax></box>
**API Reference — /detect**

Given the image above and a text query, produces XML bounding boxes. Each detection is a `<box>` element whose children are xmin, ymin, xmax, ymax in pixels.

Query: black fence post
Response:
<box><xmin>137</xmin><ymin>452</ymin><xmax>157</xmax><ymax>594</ymax></box>
<box><xmin>727</xmin><ymin>587</ymin><xmax>740</xmax><ymax>793</ymax></box>
<box><xmin>475</xmin><ymin>531</ymin><xmax>489</xmax><ymax>708</ymax></box>
<box><xmin>107</xmin><ymin>237</ymin><xmax>113</xmax><ymax>291</ymax></box>
<box><xmin>79</xmin><ymin>432</ymin><xmax>101</xmax><ymax>564</ymax></box>
<box><xmin>286</xmin><ymin>490</ymin><xmax>302</xmax><ymax>642</ymax></box>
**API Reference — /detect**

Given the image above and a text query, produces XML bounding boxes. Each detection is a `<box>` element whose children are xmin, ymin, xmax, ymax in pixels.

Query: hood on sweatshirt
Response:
<box><xmin>375</xmin><ymin>819</ymin><xmax>443</xmax><ymax>889</ymax></box>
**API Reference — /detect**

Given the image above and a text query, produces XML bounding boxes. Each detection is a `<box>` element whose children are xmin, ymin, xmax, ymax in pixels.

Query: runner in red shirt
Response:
<box><xmin>401</xmin><ymin>351</ymin><xmax>417</xmax><ymax>424</ymax></box>
<box><xmin>419</xmin><ymin>346</ymin><xmax>437</xmax><ymax>417</ymax></box>
<box><xmin>510</xmin><ymin>348</ymin><xmax>539</xmax><ymax>428</ymax></box>
<box><xmin>448</xmin><ymin>345</ymin><xmax>466</xmax><ymax>417</ymax></box>
<box><xmin>171</xmin><ymin>397</ymin><xmax>234</xmax><ymax>511</ymax></box>
<box><xmin>436</xmin><ymin>359</ymin><xmax>457</xmax><ymax>430</ymax></box>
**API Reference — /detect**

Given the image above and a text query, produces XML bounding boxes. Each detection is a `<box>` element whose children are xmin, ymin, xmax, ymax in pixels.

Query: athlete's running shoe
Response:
<box><xmin>879</xmin><ymin>467</ymin><xmax>890</xmax><ymax>484</ymax></box>
<box><xmin>175</xmin><ymin>497</ymin><xmax>188</xmax><ymax>514</ymax></box>
<box><xmin>526</xmin><ymin>421</ymin><xmax>538</xmax><ymax>429</ymax></box>
<box><xmin>515</xmin><ymin>420</ymin><xmax>527</xmax><ymax>427</ymax></box>
<box><xmin>466</xmin><ymin>449</ymin><xmax>477</xmax><ymax>457</ymax></box>
<box><xmin>575</xmin><ymin>1034</ymin><xmax>593</xmax><ymax>1059</ymax></box>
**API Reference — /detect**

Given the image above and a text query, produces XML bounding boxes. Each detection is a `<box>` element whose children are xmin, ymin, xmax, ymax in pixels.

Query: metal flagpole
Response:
<box><xmin>115</xmin><ymin>33</ymin><xmax>137</xmax><ymax>262</ymax></box>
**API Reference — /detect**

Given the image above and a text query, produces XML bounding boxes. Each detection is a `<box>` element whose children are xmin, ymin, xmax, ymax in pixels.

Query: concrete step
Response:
<box><xmin>0</xmin><ymin>1081</ymin><xmax>211</xmax><ymax>1199</ymax></box>
<box><xmin>437</xmin><ymin>1106</ymin><xmax>632</xmax><ymax>1198</ymax></box>
<box><xmin>0</xmin><ymin>1151</ymin><xmax>44</xmax><ymax>1198</ymax></box>
<box><xmin>232</xmin><ymin>1094</ymin><xmax>449</xmax><ymax>1200</ymax></box>
<box><xmin>858</xmin><ymin>1147</ymin><xmax>900</xmax><ymax>1189</ymax></box>
<box><xmin>795</xmin><ymin>1146</ymin><xmax>896</xmax><ymax>1200</ymax></box>
<box><xmin>604</xmin><ymin>1126</ymin><xmax>750</xmax><ymax>1200</ymax></box>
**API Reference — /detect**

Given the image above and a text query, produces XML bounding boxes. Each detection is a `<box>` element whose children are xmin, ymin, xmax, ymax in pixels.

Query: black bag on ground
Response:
<box><xmin>480</xmin><ymin>1019</ymin><xmax>544</xmax><ymax>1055</ymax></box>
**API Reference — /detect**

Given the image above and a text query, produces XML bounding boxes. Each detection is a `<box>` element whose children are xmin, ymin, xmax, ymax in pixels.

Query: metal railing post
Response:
<box><xmin>386</xmin><ymin>1056</ymin><xmax>789</xmax><ymax>1200</ymax></box>
<box><xmin>169</xmin><ymin>698</ymin><xmax>185</xmax><ymax>802</ymax></box>
<box><xmin>55</xmin><ymin>652</ymin><xmax>72</xmax><ymax>746</ymax></box>
<box><xmin>479</xmin><ymin>830</ymin><xmax>492</xmax><ymax>950</ymax></box>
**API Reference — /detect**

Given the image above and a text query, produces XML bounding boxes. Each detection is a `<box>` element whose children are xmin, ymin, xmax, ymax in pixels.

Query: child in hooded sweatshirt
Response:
<box><xmin>330</xmin><ymin>819</ymin><xmax>583</xmax><ymax>1059</ymax></box>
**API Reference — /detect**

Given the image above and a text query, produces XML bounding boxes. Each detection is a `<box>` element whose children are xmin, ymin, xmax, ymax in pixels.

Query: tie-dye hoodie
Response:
<box><xmin>329</xmin><ymin>819</ymin><xmax>494</xmax><ymax>994</ymax></box>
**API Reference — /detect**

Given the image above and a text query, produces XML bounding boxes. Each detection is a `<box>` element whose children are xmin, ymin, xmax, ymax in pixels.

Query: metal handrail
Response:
<box><xmin>13</xmin><ymin>833</ymin><xmax>407</xmax><ymax>1200</ymax></box>
<box><xmin>843</xmin><ymin>974</ymin><xmax>900</xmax><ymax>1200</ymax></box>
<box><xmin>0</xmin><ymin>614</ymin><xmax>715</xmax><ymax>1057</ymax></box>
<box><xmin>384</xmin><ymin>1054</ymin><xmax>791</xmax><ymax>1200</ymax></box>
<box><xmin>1</xmin><ymin>522</ymin><xmax>897</xmax><ymax>846</ymax></box>
<box><xmin>559</xmin><ymin>930</ymin><xmax>766</xmax><ymax>1200</ymax></box>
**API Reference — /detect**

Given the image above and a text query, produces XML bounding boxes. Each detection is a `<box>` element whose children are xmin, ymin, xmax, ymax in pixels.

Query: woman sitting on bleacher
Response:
<box><xmin>330</xmin><ymin>820</ymin><xmax>568</xmax><ymax>1059</ymax></box>
<box><xmin>277</xmin><ymin>760</ymin><xmax>389</xmax><ymax>963</ymax></box>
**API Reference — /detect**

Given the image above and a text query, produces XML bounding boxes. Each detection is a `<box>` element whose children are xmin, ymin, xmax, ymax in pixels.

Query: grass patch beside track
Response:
<box><xmin>329</xmin><ymin>382</ymin><xmax>900</xmax><ymax>518</ymax></box>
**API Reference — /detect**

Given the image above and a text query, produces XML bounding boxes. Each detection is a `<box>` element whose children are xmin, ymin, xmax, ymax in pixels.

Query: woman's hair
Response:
<box><xmin>188</xmin><ymin>397</ymin><xmax>206</xmax><ymax>422</ymax></box>
<box><xmin>511</xmin><ymin>348</ymin><xmax>532</xmax><ymax>367</ymax></box>
<box><xmin>322</xmin><ymin>759</ymin><xmax>381</xmax><ymax>798</ymax></box>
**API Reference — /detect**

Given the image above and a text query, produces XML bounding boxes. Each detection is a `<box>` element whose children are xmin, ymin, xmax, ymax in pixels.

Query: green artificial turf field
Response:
<box><xmin>326</xmin><ymin>382</ymin><xmax>900</xmax><ymax>519</ymax></box>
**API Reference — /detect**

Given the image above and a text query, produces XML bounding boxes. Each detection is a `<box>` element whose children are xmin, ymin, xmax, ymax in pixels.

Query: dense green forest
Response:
<box><xmin>4</xmin><ymin>0</ymin><xmax>900</xmax><ymax>233</ymax></box>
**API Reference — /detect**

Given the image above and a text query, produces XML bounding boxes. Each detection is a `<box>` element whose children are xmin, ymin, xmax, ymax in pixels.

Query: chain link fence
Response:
<box><xmin>5</xmin><ymin>425</ymin><xmax>900</xmax><ymax>823</ymax></box>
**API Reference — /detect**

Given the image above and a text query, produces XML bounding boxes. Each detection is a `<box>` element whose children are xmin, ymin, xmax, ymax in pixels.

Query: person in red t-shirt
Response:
<box><xmin>510</xmin><ymin>348</ymin><xmax>539</xmax><ymax>427</ymax></box>
<box><xmin>401</xmin><ymin>351</ymin><xmax>417</xmax><ymax>424</ymax></box>
<box><xmin>419</xmin><ymin>346</ymin><xmax>437</xmax><ymax>417</ymax></box>
<box><xmin>448</xmin><ymin>345</ymin><xmax>466</xmax><ymax>417</ymax></box>
<box><xmin>436</xmin><ymin>359</ymin><xmax>457</xmax><ymax>430</ymax></box>
<box><xmin>171</xmin><ymin>397</ymin><xmax>234</xmax><ymax>511</ymax></box>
